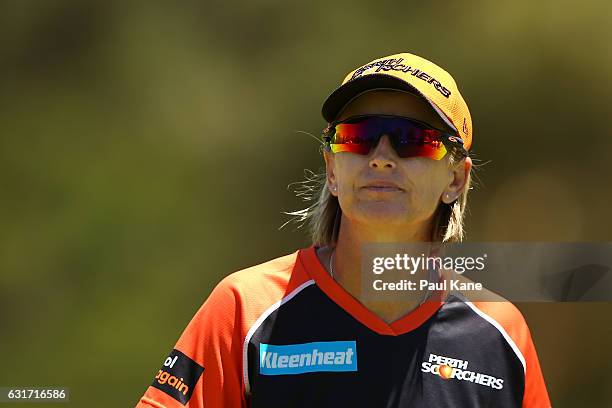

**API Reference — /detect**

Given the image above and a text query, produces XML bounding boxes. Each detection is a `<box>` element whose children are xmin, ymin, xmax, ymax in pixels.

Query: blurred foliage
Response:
<box><xmin>0</xmin><ymin>0</ymin><xmax>610</xmax><ymax>406</ymax></box>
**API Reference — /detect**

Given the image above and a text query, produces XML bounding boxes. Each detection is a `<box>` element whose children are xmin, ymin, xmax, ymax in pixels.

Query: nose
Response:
<box><xmin>369</xmin><ymin>134</ymin><xmax>397</xmax><ymax>169</ymax></box>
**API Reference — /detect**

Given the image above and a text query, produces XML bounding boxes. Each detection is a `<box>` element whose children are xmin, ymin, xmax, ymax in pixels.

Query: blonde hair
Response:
<box><xmin>281</xmin><ymin>136</ymin><xmax>474</xmax><ymax>246</ymax></box>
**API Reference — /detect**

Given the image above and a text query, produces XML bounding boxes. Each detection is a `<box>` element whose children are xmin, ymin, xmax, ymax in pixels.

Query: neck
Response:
<box><xmin>323</xmin><ymin>214</ymin><xmax>437</xmax><ymax>323</ymax></box>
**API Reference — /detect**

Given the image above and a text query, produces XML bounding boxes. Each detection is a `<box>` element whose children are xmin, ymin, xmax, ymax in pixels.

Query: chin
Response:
<box><xmin>354</xmin><ymin>203</ymin><xmax>413</xmax><ymax>225</ymax></box>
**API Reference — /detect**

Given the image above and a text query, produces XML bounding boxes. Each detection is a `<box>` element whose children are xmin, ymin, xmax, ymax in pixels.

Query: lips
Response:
<box><xmin>361</xmin><ymin>180</ymin><xmax>404</xmax><ymax>192</ymax></box>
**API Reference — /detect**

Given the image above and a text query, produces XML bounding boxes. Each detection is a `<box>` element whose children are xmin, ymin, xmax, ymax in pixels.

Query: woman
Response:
<box><xmin>136</xmin><ymin>52</ymin><xmax>551</xmax><ymax>407</ymax></box>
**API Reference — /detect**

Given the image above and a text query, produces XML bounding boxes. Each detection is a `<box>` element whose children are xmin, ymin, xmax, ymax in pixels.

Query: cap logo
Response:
<box><xmin>462</xmin><ymin>117</ymin><xmax>469</xmax><ymax>135</ymax></box>
<box><xmin>350</xmin><ymin>58</ymin><xmax>451</xmax><ymax>98</ymax></box>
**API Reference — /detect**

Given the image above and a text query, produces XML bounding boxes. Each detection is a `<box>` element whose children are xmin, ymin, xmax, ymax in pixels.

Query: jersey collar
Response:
<box><xmin>298</xmin><ymin>245</ymin><xmax>448</xmax><ymax>336</ymax></box>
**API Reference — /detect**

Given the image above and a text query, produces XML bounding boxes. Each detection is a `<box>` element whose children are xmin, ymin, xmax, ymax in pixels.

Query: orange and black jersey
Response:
<box><xmin>136</xmin><ymin>246</ymin><xmax>551</xmax><ymax>408</ymax></box>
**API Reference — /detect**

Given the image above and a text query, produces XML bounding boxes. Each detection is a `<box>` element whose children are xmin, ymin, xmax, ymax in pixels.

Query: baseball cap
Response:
<box><xmin>321</xmin><ymin>52</ymin><xmax>473</xmax><ymax>150</ymax></box>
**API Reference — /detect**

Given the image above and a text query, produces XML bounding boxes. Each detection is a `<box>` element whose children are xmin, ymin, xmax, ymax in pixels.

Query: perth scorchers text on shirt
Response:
<box><xmin>135</xmin><ymin>246</ymin><xmax>551</xmax><ymax>407</ymax></box>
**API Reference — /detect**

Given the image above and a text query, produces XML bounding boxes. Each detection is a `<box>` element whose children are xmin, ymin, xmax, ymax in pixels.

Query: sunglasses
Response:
<box><xmin>323</xmin><ymin>115</ymin><xmax>467</xmax><ymax>160</ymax></box>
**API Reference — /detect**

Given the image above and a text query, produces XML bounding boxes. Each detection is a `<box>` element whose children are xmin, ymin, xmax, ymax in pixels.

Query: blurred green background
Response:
<box><xmin>1</xmin><ymin>0</ymin><xmax>610</xmax><ymax>406</ymax></box>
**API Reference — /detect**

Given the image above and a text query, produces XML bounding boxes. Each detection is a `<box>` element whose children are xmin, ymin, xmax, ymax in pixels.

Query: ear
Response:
<box><xmin>441</xmin><ymin>156</ymin><xmax>472</xmax><ymax>204</ymax></box>
<box><xmin>323</xmin><ymin>150</ymin><xmax>338</xmax><ymax>197</ymax></box>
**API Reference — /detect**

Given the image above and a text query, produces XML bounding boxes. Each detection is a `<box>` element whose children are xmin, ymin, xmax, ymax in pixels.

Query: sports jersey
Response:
<box><xmin>135</xmin><ymin>246</ymin><xmax>551</xmax><ymax>407</ymax></box>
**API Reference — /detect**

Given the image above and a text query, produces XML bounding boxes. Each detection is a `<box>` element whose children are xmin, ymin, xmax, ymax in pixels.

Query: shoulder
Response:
<box><xmin>449</xmin><ymin>272</ymin><xmax>528</xmax><ymax>332</ymax></box>
<box><xmin>447</xmin><ymin>273</ymin><xmax>532</xmax><ymax>369</ymax></box>
<box><xmin>456</xmin><ymin>300</ymin><xmax>530</xmax><ymax>376</ymax></box>
<box><xmin>194</xmin><ymin>247</ymin><xmax>315</xmax><ymax>335</ymax></box>
<box><xmin>465</xmin><ymin>299</ymin><xmax>530</xmax><ymax>360</ymax></box>
<box><xmin>213</xmin><ymin>248</ymin><xmax>313</xmax><ymax>302</ymax></box>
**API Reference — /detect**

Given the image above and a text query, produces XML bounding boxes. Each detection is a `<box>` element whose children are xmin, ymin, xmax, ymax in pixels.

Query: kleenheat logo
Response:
<box><xmin>421</xmin><ymin>353</ymin><xmax>504</xmax><ymax>390</ymax></box>
<box><xmin>151</xmin><ymin>349</ymin><xmax>204</xmax><ymax>405</ymax></box>
<box><xmin>260</xmin><ymin>341</ymin><xmax>357</xmax><ymax>375</ymax></box>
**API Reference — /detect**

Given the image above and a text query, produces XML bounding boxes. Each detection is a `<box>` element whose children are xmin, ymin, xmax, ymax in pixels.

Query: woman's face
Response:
<box><xmin>323</xmin><ymin>90</ymin><xmax>472</xmax><ymax>237</ymax></box>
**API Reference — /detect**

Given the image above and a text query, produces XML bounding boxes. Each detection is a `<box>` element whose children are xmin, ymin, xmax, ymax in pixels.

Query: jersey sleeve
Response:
<box><xmin>472</xmin><ymin>301</ymin><xmax>551</xmax><ymax>408</ymax></box>
<box><xmin>135</xmin><ymin>276</ymin><xmax>246</xmax><ymax>408</ymax></box>
<box><xmin>520</xmin><ymin>321</ymin><xmax>551</xmax><ymax>408</ymax></box>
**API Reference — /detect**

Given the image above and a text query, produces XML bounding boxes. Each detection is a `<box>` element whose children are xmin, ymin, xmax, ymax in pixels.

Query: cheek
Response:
<box><xmin>403</xmin><ymin>160</ymin><xmax>448</xmax><ymax>204</ymax></box>
<box><xmin>333</xmin><ymin>154</ymin><xmax>364</xmax><ymax>190</ymax></box>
